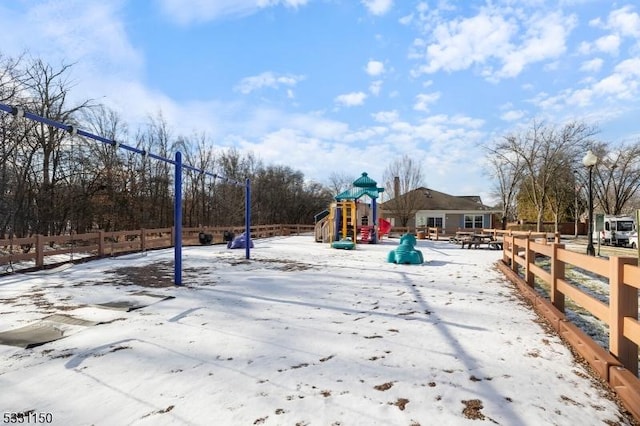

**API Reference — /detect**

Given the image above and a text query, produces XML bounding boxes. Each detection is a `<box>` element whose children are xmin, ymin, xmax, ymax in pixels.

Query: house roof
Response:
<box><xmin>379</xmin><ymin>187</ymin><xmax>498</xmax><ymax>212</ymax></box>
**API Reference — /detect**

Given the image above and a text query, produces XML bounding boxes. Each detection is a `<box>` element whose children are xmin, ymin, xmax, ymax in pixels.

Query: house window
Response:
<box><xmin>427</xmin><ymin>217</ymin><xmax>443</xmax><ymax>228</ymax></box>
<box><xmin>464</xmin><ymin>215</ymin><xmax>484</xmax><ymax>229</ymax></box>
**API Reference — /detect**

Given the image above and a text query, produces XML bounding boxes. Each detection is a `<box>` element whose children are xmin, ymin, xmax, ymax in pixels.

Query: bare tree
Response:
<box><xmin>0</xmin><ymin>53</ymin><xmax>26</xmax><ymax>236</ymax></box>
<box><xmin>81</xmin><ymin>105</ymin><xmax>130</xmax><ymax>231</ymax></box>
<box><xmin>1</xmin><ymin>53</ymin><xmax>345</xmax><ymax>237</ymax></box>
<box><xmin>494</xmin><ymin>120</ymin><xmax>597</xmax><ymax>231</ymax></box>
<box><xmin>22</xmin><ymin>58</ymin><xmax>93</xmax><ymax>235</ymax></box>
<box><xmin>382</xmin><ymin>154</ymin><xmax>425</xmax><ymax>227</ymax></box>
<box><xmin>327</xmin><ymin>172</ymin><xmax>355</xmax><ymax>196</ymax></box>
<box><xmin>214</xmin><ymin>148</ymin><xmax>257</xmax><ymax>226</ymax></box>
<box><xmin>484</xmin><ymin>151</ymin><xmax>524</xmax><ymax>229</ymax></box>
<box><xmin>590</xmin><ymin>140</ymin><xmax>640</xmax><ymax>215</ymax></box>
<box><xmin>547</xmin><ymin>164</ymin><xmax>576</xmax><ymax>233</ymax></box>
<box><xmin>0</xmin><ymin>52</ymin><xmax>24</xmax><ymax>103</ymax></box>
<box><xmin>178</xmin><ymin>132</ymin><xmax>217</xmax><ymax>227</ymax></box>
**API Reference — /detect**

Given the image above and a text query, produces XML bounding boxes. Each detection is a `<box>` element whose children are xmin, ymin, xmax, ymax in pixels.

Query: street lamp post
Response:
<box><xmin>582</xmin><ymin>150</ymin><xmax>598</xmax><ymax>256</ymax></box>
<box><xmin>574</xmin><ymin>183</ymin><xmax>580</xmax><ymax>238</ymax></box>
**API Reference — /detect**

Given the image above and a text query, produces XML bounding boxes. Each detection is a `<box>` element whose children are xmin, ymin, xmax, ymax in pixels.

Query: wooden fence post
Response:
<box><xmin>525</xmin><ymin>238</ymin><xmax>534</xmax><ymax>287</ymax></box>
<box><xmin>98</xmin><ymin>230</ymin><xmax>105</xmax><ymax>257</ymax></box>
<box><xmin>503</xmin><ymin>234</ymin><xmax>510</xmax><ymax>265</ymax></box>
<box><xmin>551</xmin><ymin>243</ymin><xmax>565</xmax><ymax>313</ymax></box>
<box><xmin>609</xmin><ymin>256</ymin><xmax>639</xmax><ymax>375</ymax></box>
<box><xmin>141</xmin><ymin>228</ymin><xmax>147</xmax><ymax>251</ymax></box>
<box><xmin>36</xmin><ymin>234</ymin><xmax>44</xmax><ymax>268</ymax></box>
<box><xmin>511</xmin><ymin>236</ymin><xmax>519</xmax><ymax>274</ymax></box>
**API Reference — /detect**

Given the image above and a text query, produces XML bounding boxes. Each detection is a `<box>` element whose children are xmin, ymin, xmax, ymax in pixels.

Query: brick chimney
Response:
<box><xmin>394</xmin><ymin>176</ymin><xmax>400</xmax><ymax>198</ymax></box>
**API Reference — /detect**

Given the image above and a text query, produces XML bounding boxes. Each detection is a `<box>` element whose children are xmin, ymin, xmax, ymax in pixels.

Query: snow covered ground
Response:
<box><xmin>0</xmin><ymin>235</ymin><xmax>635</xmax><ymax>425</ymax></box>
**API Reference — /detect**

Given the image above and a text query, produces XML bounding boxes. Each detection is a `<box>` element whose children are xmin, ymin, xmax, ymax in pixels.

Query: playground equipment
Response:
<box><xmin>198</xmin><ymin>232</ymin><xmax>213</xmax><ymax>245</ymax></box>
<box><xmin>387</xmin><ymin>233</ymin><xmax>424</xmax><ymax>264</ymax></box>
<box><xmin>0</xmin><ymin>102</ymin><xmax>252</xmax><ymax>286</ymax></box>
<box><xmin>378</xmin><ymin>218</ymin><xmax>392</xmax><ymax>240</ymax></box>
<box><xmin>331</xmin><ymin>237</ymin><xmax>355</xmax><ymax>250</ymax></box>
<box><xmin>228</xmin><ymin>232</ymin><xmax>254</xmax><ymax>249</ymax></box>
<box><xmin>315</xmin><ymin>172</ymin><xmax>386</xmax><ymax>248</ymax></box>
<box><xmin>330</xmin><ymin>198</ymin><xmax>357</xmax><ymax>250</ymax></box>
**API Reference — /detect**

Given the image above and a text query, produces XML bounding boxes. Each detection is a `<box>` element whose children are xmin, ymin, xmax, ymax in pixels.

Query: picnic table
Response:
<box><xmin>460</xmin><ymin>233</ymin><xmax>503</xmax><ymax>250</ymax></box>
<box><xmin>449</xmin><ymin>231</ymin><xmax>474</xmax><ymax>244</ymax></box>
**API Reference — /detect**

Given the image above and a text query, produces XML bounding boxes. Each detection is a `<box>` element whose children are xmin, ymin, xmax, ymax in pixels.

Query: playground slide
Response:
<box><xmin>378</xmin><ymin>218</ymin><xmax>392</xmax><ymax>237</ymax></box>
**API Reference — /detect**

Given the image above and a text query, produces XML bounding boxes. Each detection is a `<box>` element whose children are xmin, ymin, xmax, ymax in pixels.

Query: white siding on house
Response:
<box><xmin>416</xmin><ymin>210</ymin><xmax>446</xmax><ymax>230</ymax></box>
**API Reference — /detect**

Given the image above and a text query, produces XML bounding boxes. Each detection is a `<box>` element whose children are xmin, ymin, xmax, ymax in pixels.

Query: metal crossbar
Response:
<box><xmin>0</xmin><ymin>102</ymin><xmax>252</xmax><ymax>285</ymax></box>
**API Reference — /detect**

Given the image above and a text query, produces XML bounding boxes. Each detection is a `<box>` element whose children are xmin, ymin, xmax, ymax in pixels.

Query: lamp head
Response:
<box><xmin>582</xmin><ymin>150</ymin><xmax>598</xmax><ymax>167</ymax></box>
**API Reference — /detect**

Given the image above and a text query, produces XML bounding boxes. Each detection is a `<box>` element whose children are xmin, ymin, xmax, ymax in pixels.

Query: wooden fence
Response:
<box><xmin>0</xmin><ymin>224</ymin><xmax>314</xmax><ymax>272</ymax></box>
<box><xmin>498</xmin><ymin>230</ymin><xmax>640</xmax><ymax>420</ymax></box>
<box><xmin>2</xmin><ymin>224</ymin><xmax>638</xmax><ymax>420</ymax></box>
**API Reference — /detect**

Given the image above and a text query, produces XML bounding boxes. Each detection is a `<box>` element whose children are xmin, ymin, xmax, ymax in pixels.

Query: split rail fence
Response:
<box><xmin>0</xmin><ymin>224</ymin><xmax>314</xmax><ymax>272</ymax></box>
<box><xmin>494</xmin><ymin>229</ymin><xmax>640</xmax><ymax>421</ymax></box>
<box><xmin>2</xmin><ymin>225</ymin><xmax>638</xmax><ymax>421</ymax></box>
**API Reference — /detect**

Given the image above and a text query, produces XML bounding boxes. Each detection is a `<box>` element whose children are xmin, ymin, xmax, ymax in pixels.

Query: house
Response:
<box><xmin>379</xmin><ymin>186</ymin><xmax>501</xmax><ymax>235</ymax></box>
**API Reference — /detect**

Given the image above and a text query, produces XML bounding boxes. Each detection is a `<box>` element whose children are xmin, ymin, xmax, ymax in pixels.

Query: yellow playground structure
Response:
<box><xmin>314</xmin><ymin>172</ymin><xmax>391</xmax><ymax>249</ymax></box>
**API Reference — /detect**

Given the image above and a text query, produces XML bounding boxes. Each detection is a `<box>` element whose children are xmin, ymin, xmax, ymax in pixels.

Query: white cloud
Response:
<box><xmin>1</xmin><ymin>0</ymin><xmax>142</xmax><ymax>75</ymax></box>
<box><xmin>158</xmin><ymin>0</ymin><xmax>308</xmax><ymax>24</ymax></box>
<box><xmin>334</xmin><ymin>91</ymin><xmax>367</xmax><ymax>107</ymax></box>
<box><xmin>500</xmin><ymin>109</ymin><xmax>526</xmax><ymax>122</ymax></box>
<box><xmin>361</xmin><ymin>0</ymin><xmax>393</xmax><ymax>16</ymax></box>
<box><xmin>342</xmin><ymin>126</ymin><xmax>389</xmax><ymax>143</ymax></box>
<box><xmin>0</xmin><ymin>0</ymin><xmax>147</xmax><ymax>114</ymax></box>
<box><xmin>399</xmin><ymin>13</ymin><xmax>413</xmax><ymax>25</ymax></box>
<box><xmin>365</xmin><ymin>60</ymin><xmax>385</xmax><ymax>76</ymax></box>
<box><xmin>372</xmin><ymin>110</ymin><xmax>399</xmax><ymax>123</ymax></box>
<box><xmin>417</xmin><ymin>11</ymin><xmax>516</xmax><ymax>74</ymax></box>
<box><xmin>234</xmin><ymin>72</ymin><xmax>305</xmax><ymax>94</ymax></box>
<box><xmin>581</xmin><ymin>6</ymin><xmax>640</xmax><ymax>56</ymax></box>
<box><xmin>369</xmin><ymin>80</ymin><xmax>383</xmax><ymax>96</ymax></box>
<box><xmin>413</xmin><ymin>92</ymin><xmax>441</xmax><ymax>111</ymax></box>
<box><xmin>531</xmin><ymin>57</ymin><xmax>640</xmax><ymax>112</ymax></box>
<box><xmin>577</xmin><ymin>41</ymin><xmax>592</xmax><ymax>55</ymax></box>
<box><xmin>580</xmin><ymin>58</ymin><xmax>604</xmax><ymax>73</ymax></box>
<box><xmin>589</xmin><ymin>17</ymin><xmax>602</xmax><ymax>28</ymax></box>
<box><xmin>615</xmin><ymin>57</ymin><xmax>640</xmax><ymax>76</ymax></box>
<box><xmin>414</xmin><ymin>7</ymin><xmax>575</xmax><ymax>80</ymax></box>
<box><xmin>591</xmin><ymin>58</ymin><xmax>640</xmax><ymax>100</ymax></box>
<box><xmin>496</xmin><ymin>12</ymin><xmax>576</xmax><ymax>79</ymax></box>
<box><xmin>604</xmin><ymin>6</ymin><xmax>640</xmax><ymax>38</ymax></box>
<box><xmin>594</xmin><ymin>34</ymin><xmax>621</xmax><ymax>55</ymax></box>
<box><xmin>228</xmin><ymin>108</ymin><xmax>489</xmax><ymax>193</ymax></box>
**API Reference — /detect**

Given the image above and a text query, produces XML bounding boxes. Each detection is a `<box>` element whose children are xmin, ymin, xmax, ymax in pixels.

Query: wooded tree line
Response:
<box><xmin>0</xmin><ymin>54</ymin><xmax>333</xmax><ymax>238</ymax></box>
<box><xmin>4</xmin><ymin>53</ymin><xmax>639</xmax><ymax>238</ymax></box>
<box><xmin>487</xmin><ymin>120</ymin><xmax>640</xmax><ymax>232</ymax></box>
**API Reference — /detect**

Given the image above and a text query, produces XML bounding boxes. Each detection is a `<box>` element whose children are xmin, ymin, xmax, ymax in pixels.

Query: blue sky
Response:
<box><xmin>1</xmin><ymin>0</ymin><xmax>640</xmax><ymax>203</ymax></box>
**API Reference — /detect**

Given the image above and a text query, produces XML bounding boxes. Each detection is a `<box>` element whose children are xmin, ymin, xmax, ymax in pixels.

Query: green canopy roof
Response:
<box><xmin>334</xmin><ymin>172</ymin><xmax>384</xmax><ymax>201</ymax></box>
<box><xmin>353</xmin><ymin>172</ymin><xmax>377</xmax><ymax>188</ymax></box>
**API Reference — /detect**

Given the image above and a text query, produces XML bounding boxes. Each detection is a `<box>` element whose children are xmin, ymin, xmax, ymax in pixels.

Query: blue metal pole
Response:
<box><xmin>174</xmin><ymin>151</ymin><xmax>183</xmax><ymax>285</ymax></box>
<box><xmin>245</xmin><ymin>178</ymin><xmax>251</xmax><ymax>260</ymax></box>
<box><xmin>372</xmin><ymin>198</ymin><xmax>378</xmax><ymax>244</ymax></box>
<box><xmin>0</xmin><ymin>102</ymin><xmax>250</xmax><ymax>274</ymax></box>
